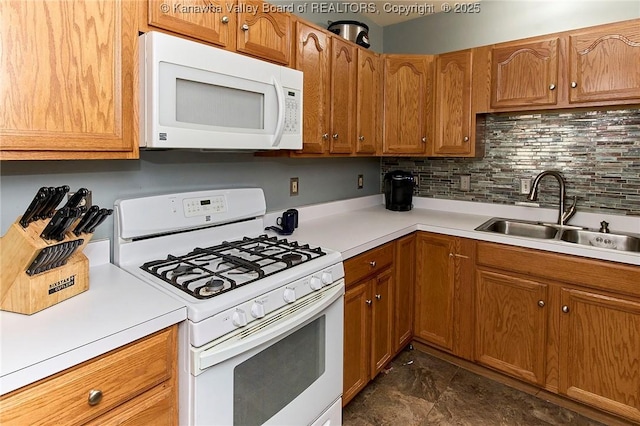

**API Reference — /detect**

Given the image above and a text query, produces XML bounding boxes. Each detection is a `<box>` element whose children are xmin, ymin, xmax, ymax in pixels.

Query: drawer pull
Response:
<box><xmin>369</xmin><ymin>261</ymin><xmax>376</xmax><ymax>268</ymax></box>
<box><xmin>88</xmin><ymin>389</ymin><xmax>103</xmax><ymax>406</ymax></box>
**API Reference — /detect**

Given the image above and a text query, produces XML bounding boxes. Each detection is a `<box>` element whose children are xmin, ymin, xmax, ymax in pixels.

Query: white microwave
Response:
<box><xmin>139</xmin><ymin>32</ymin><xmax>303</xmax><ymax>150</ymax></box>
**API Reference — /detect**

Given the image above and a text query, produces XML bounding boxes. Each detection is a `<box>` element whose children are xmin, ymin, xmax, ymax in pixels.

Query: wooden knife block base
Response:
<box><xmin>0</xmin><ymin>217</ymin><xmax>91</xmax><ymax>315</ymax></box>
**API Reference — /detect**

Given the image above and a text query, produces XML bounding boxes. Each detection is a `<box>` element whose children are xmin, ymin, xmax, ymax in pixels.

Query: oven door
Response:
<box><xmin>189</xmin><ymin>282</ymin><xmax>344</xmax><ymax>426</ymax></box>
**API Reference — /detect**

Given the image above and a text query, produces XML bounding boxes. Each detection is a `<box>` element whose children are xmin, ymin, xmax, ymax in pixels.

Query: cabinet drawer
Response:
<box><xmin>0</xmin><ymin>326</ymin><xmax>176</xmax><ymax>426</ymax></box>
<box><xmin>345</xmin><ymin>243</ymin><xmax>394</xmax><ymax>285</ymax></box>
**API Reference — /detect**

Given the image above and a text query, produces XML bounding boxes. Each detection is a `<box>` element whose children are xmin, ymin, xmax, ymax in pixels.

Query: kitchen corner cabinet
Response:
<box><xmin>488</xmin><ymin>18</ymin><xmax>640</xmax><ymax>112</ymax></box>
<box><xmin>393</xmin><ymin>234</ymin><xmax>415</xmax><ymax>352</ymax></box>
<box><xmin>383</xmin><ymin>55</ymin><xmax>434</xmax><ymax>156</ymax></box>
<box><xmin>0</xmin><ymin>0</ymin><xmax>139</xmax><ymax>160</ymax></box>
<box><xmin>414</xmin><ymin>232</ymin><xmax>474</xmax><ymax>359</ymax></box>
<box><xmin>144</xmin><ymin>0</ymin><xmax>291</xmax><ymax>65</ymax></box>
<box><xmin>431</xmin><ymin>50</ymin><xmax>474</xmax><ymax>157</ymax></box>
<box><xmin>0</xmin><ymin>326</ymin><xmax>178</xmax><ymax>425</ymax></box>
<box><xmin>343</xmin><ymin>242</ymin><xmax>394</xmax><ymax>406</ymax></box>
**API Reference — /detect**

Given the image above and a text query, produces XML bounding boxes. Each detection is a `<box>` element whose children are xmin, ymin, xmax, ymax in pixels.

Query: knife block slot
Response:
<box><xmin>0</xmin><ymin>217</ymin><xmax>92</xmax><ymax>315</ymax></box>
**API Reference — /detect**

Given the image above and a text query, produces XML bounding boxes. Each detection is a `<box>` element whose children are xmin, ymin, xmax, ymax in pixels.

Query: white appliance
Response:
<box><xmin>114</xmin><ymin>188</ymin><xmax>344</xmax><ymax>426</ymax></box>
<box><xmin>139</xmin><ymin>32</ymin><xmax>303</xmax><ymax>151</ymax></box>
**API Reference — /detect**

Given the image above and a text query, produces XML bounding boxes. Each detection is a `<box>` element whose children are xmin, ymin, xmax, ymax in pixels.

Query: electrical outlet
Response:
<box><xmin>67</xmin><ymin>190</ymin><xmax>92</xmax><ymax>208</ymax></box>
<box><xmin>460</xmin><ymin>175</ymin><xmax>471</xmax><ymax>191</ymax></box>
<box><xmin>520</xmin><ymin>178</ymin><xmax>532</xmax><ymax>195</ymax></box>
<box><xmin>357</xmin><ymin>174</ymin><xmax>364</xmax><ymax>189</ymax></box>
<box><xmin>290</xmin><ymin>177</ymin><xmax>299</xmax><ymax>196</ymax></box>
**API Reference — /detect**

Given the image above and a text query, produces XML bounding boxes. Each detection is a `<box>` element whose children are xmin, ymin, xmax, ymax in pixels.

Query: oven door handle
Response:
<box><xmin>195</xmin><ymin>282</ymin><xmax>344</xmax><ymax>373</ymax></box>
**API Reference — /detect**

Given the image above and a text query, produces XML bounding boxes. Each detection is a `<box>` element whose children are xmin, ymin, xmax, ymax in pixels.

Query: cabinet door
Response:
<box><xmin>394</xmin><ymin>234</ymin><xmax>415</xmax><ymax>352</ymax></box>
<box><xmin>0</xmin><ymin>0</ymin><xmax>138</xmax><ymax>160</ymax></box>
<box><xmin>490</xmin><ymin>38</ymin><xmax>559</xmax><ymax>108</ymax></box>
<box><xmin>432</xmin><ymin>50</ymin><xmax>473</xmax><ymax>156</ymax></box>
<box><xmin>295</xmin><ymin>22</ymin><xmax>330</xmax><ymax>154</ymax></box>
<box><xmin>355</xmin><ymin>49</ymin><xmax>381</xmax><ymax>155</ymax></box>
<box><xmin>236</xmin><ymin>0</ymin><xmax>290</xmax><ymax>65</ymax></box>
<box><xmin>475</xmin><ymin>269</ymin><xmax>548</xmax><ymax>386</ymax></box>
<box><xmin>559</xmin><ymin>288</ymin><xmax>640</xmax><ymax>422</ymax></box>
<box><xmin>383</xmin><ymin>55</ymin><xmax>433</xmax><ymax>155</ymax></box>
<box><xmin>329</xmin><ymin>37</ymin><xmax>356</xmax><ymax>154</ymax></box>
<box><xmin>371</xmin><ymin>268</ymin><xmax>394</xmax><ymax>377</ymax></box>
<box><xmin>569</xmin><ymin>20</ymin><xmax>640</xmax><ymax>103</ymax></box>
<box><xmin>343</xmin><ymin>280</ymin><xmax>370</xmax><ymax>406</ymax></box>
<box><xmin>147</xmin><ymin>0</ymin><xmax>236</xmax><ymax>49</ymax></box>
<box><xmin>414</xmin><ymin>233</ymin><xmax>455</xmax><ymax>351</ymax></box>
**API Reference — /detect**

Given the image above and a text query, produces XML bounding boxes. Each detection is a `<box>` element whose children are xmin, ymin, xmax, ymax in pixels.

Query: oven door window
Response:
<box><xmin>233</xmin><ymin>316</ymin><xmax>326</xmax><ymax>425</ymax></box>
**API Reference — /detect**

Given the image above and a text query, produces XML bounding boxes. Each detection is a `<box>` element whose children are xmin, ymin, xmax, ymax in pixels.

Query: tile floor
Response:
<box><xmin>342</xmin><ymin>348</ymin><xmax>608</xmax><ymax>426</ymax></box>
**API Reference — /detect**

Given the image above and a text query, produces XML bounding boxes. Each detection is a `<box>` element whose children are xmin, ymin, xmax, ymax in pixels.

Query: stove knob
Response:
<box><xmin>309</xmin><ymin>276</ymin><xmax>322</xmax><ymax>291</ymax></box>
<box><xmin>321</xmin><ymin>271</ymin><xmax>333</xmax><ymax>285</ymax></box>
<box><xmin>232</xmin><ymin>309</ymin><xmax>247</xmax><ymax>327</ymax></box>
<box><xmin>283</xmin><ymin>288</ymin><xmax>296</xmax><ymax>303</ymax></box>
<box><xmin>250</xmin><ymin>301</ymin><xmax>265</xmax><ymax>318</ymax></box>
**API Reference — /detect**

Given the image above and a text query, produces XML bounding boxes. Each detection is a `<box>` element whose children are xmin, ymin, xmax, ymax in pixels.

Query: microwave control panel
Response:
<box><xmin>283</xmin><ymin>89</ymin><xmax>301</xmax><ymax>134</ymax></box>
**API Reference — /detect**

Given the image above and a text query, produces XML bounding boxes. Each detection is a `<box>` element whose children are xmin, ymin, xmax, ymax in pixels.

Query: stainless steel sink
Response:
<box><xmin>559</xmin><ymin>229</ymin><xmax>640</xmax><ymax>253</ymax></box>
<box><xmin>475</xmin><ymin>218</ymin><xmax>559</xmax><ymax>239</ymax></box>
<box><xmin>475</xmin><ymin>217</ymin><xmax>640</xmax><ymax>253</ymax></box>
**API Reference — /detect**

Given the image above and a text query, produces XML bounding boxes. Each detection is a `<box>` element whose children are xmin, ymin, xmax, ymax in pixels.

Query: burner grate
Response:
<box><xmin>140</xmin><ymin>235</ymin><xmax>326</xmax><ymax>299</ymax></box>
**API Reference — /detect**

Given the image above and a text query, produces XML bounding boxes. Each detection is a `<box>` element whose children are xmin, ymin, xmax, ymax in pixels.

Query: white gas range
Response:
<box><xmin>114</xmin><ymin>188</ymin><xmax>344</xmax><ymax>426</ymax></box>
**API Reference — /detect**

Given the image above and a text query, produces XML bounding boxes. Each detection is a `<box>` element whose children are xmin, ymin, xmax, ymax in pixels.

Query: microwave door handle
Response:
<box><xmin>271</xmin><ymin>77</ymin><xmax>286</xmax><ymax>147</ymax></box>
<box><xmin>196</xmin><ymin>282</ymin><xmax>344</xmax><ymax>372</ymax></box>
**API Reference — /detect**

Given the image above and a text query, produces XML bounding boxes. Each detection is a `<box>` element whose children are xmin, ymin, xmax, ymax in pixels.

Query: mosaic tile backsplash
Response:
<box><xmin>381</xmin><ymin>109</ymin><xmax>640</xmax><ymax>216</ymax></box>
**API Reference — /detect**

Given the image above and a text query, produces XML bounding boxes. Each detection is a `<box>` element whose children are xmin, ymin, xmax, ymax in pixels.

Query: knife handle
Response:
<box><xmin>73</xmin><ymin>205</ymin><xmax>100</xmax><ymax>236</ymax></box>
<box><xmin>42</xmin><ymin>185</ymin><xmax>71</xmax><ymax>218</ymax></box>
<box><xmin>85</xmin><ymin>208</ymin><xmax>113</xmax><ymax>234</ymax></box>
<box><xmin>20</xmin><ymin>188</ymin><xmax>48</xmax><ymax>228</ymax></box>
<box><xmin>40</xmin><ymin>208</ymin><xmax>68</xmax><ymax>240</ymax></box>
<box><xmin>62</xmin><ymin>188</ymin><xmax>89</xmax><ymax>210</ymax></box>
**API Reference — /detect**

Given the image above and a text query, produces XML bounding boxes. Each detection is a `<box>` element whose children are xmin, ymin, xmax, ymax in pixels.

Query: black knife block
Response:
<box><xmin>0</xmin><ymin>216</ymin><xmax>92</xmax><ymax>315</ymax></box>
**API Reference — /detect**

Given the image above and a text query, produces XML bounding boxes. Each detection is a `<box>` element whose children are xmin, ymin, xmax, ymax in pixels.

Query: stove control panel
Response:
<box><xmin>183</xmin><ymin>195</ymin><xmax>227</xmax><ymax>218</ymax></box>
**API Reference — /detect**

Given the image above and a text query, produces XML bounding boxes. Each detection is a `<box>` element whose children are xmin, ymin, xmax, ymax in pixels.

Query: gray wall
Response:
<box><xmin>384</xmin><ymin>0</ymin><xmax>640</xmax><ymax>54</ymax></box>
<box><xmin>0</xmin><ymin>153</ymin><xmax>380</xmax><ymax>240</ymax></box>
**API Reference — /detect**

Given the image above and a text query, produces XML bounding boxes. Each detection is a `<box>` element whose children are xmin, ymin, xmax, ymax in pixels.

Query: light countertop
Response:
<box><xmin>265</xmin><ymin>196</ymin><xmax>640</xmax><ymax>266</ymax></box>
<box><xmin>0</xmin><ymin>240</ymin><xmax>187</xmax><ymax>396</ymax></box>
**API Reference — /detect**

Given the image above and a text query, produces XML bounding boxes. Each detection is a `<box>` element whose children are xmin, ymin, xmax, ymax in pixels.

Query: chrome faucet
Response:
<box><xmin>527</xmin><ymin>170</ymin><xmax>577</xmax><ymax>226</ymax></box>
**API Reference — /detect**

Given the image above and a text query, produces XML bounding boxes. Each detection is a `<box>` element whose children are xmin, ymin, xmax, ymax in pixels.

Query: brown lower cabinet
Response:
<box><xmin>0</xmin><ymin>326</ymin><xmax>178</xmax><ymax>426</ymax></box>
<box><xmin>345</xmin><ymin>232</ymin><xmax>640</xmax><ymax>424</ymax></box>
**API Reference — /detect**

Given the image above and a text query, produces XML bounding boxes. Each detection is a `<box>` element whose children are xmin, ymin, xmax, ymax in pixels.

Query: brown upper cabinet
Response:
<box><xmin>293</xmin><ymin>20</ymin><xmax>380</xmax><ymax>157</ymax></box>
<box><xmin>383</xmin><ymin>55</ymin><xmax>434</xmax><ymax>156</ymax></box>
<box><xmin>487</xmin><ymin>19</ymin><xmax>640</xmax><ymax>112</ymax></box>
<box><xmin>145</xmin><ymin>0</ymin><xmax>291</xmax><ymax>65</ymax></box>
<box><xmin>431</xmin><ymin>50</ymin><xmax>475</xmax><ymax>157</ymax></box>
<box><xmin>0</xmin><ymin>0</ymin><xmax>139</xmax><ymax>160</ymax></box>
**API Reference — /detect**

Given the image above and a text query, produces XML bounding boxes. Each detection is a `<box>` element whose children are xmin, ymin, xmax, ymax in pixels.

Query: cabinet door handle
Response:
<box><xmin>421</xmin><ymin>136</ymin><xmax>426</xmax><ymax>143</ymax></box>
<box><xmin>332</xmin><ymin>133</ymin><xmax>339</xmax><ymax>139</ymax></box>
<box><xmin>88</xmin><ymin>389</ymin><xmax>103</xmax><ymax>406</ymax></box>
<box><xmin>562</xmin><ymin>305</ymin><xmax>570</xmax><ymax>313</ymax></box>
<box><xmin>538</xmin><ymin>300</ymin><xmax>545</xmax><ymax>308</ymax></box>
<box><xmin>549</xmin><ymin>83</ymin><xmax>556</xmax><ymax>90</ymax></box>
<box><xmin>221</xmin><ymin>16</ymin><xmax>229</xmax><ymax>24</ymax></box>
<box><xmin>322</xmin><ymin>133</ymin><xmax>329</xmax><ymax>140</ymax></box>
<box><xmin>241</xmin><ymin>23</ymin><xmax>249</xmax><ymax>31</ymax></box>
<box><xmin>463</xmin><ymin>136</ymin><xmax>469</xmax><ymax>142</ymax></box>
<box><xmin>570</xmin><ymin>81</ymin><xmax>578</xmax><ymax>88</ymax></box>
<box><xmin>369</xmin><ymin>261</ymin><xmax>376</xmax><ymax>268</ymax></box>
<box><xmin>375</xmin><ymin>294</ymin><xmax>382</xmax><ymax>300</ymax></box>
<box><xmin>365</xmin><ymin>299</ymin><xmax>372</xmax><ymax>306</ymax></box>
<box><xmin>359</xmin><ymin>135</ymin><xmax>365</xmax><ymax>141</ymax></box>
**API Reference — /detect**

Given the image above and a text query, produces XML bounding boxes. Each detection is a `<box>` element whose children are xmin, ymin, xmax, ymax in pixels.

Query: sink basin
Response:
<box><xmin>560</xmin><ymin>229</ymin><xmax>640</xmax><ymax>253</ymax></box>
<box><xmin>475</xmin><ymin>218</ymin><xmax>559</xmax><ymax>239</ymax></box>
